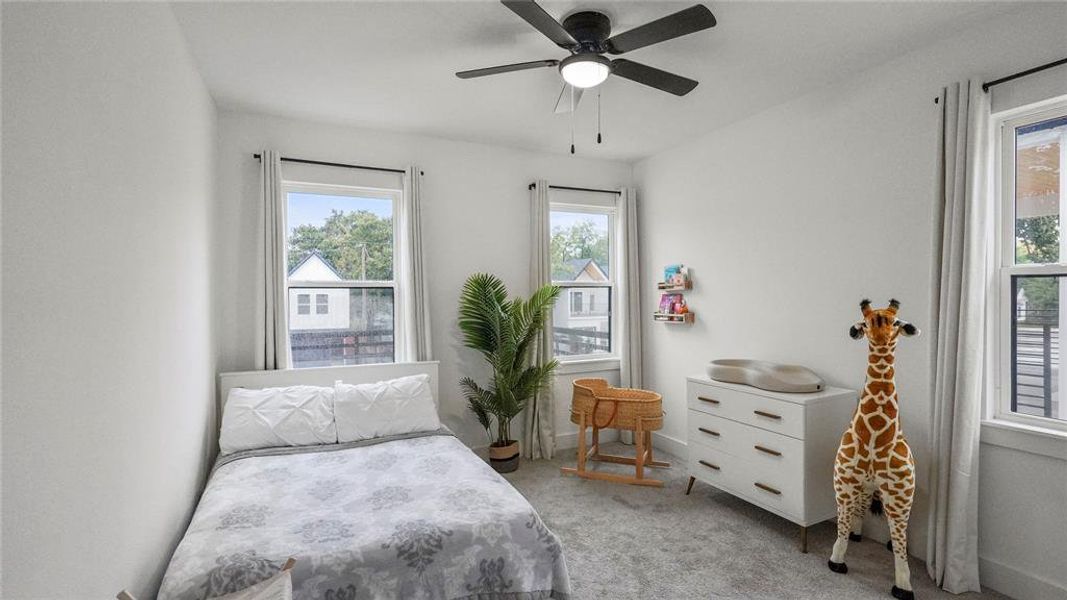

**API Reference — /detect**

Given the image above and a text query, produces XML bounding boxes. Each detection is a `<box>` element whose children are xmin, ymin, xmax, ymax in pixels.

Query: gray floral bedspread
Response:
<box><xmin>158</xmin><ymin>430</ymin><xmax>570</xmax><ymax>600</ymax></box>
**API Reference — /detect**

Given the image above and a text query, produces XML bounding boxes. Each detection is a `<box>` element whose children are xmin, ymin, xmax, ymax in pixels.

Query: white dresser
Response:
<box><xmin>685</xmin><ymin>376</ymin><xmax>857</xmax><ymax>552</ymax></box>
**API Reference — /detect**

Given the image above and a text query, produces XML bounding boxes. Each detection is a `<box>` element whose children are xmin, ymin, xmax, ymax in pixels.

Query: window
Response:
<box><xmin>996</xmin><ymin>97</ymin><xmax>1067</xmax><ymax>430</ymax></box>
<box><xmin>285</xmin><ymin>182</ymin><xmax>399</xmax><ymax>368</ymax></box>
<box><xmin>570</xmin><ymin>291</ymin><xmax>583</xmax><ymax>315</ymax></box>
<box><xmin>550</xmin><ymin>203</ymin><xmax>614</xmax><ymax>359</ymax></box>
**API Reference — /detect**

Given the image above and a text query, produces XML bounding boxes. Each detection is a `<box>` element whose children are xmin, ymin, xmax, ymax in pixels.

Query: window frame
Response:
<box><xmin>282</xmin><ymin>180</ymin><xmax>402</xmax><ymax>367</ymax></box>
<box><xmin>549</xmin><ymin>200</ymin><xmax>618</xmax><ymax>363</ymax></box>
<box><xmin>994</xmin><ymin>96</ymin><xmax>1067</xmax><ymax>433</ymax></box>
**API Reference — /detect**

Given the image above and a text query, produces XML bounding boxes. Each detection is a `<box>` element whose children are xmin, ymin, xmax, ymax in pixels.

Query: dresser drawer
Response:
<box><xmin>687</xmin><ymin>444</ymin><xmax>741</xmax><ymax>491</ymax></box>
<box><xmin>734</xmin><ymin>457</ymin><xmax>803</xmax><ymax>519</ymax></box>
<box><xmin>688</xmin><ymin>410</ymin><xmax>805</xmax><ymax>478</ymax></box>
<box><xmin>688</xmin><ymin>442</ymin><xmax>803</xmax><ymax>520</ymax></box>
<box><xmin>688</xmin><ymin>380</ymin><xmax>806</xmax><ymax>439</ymax></box>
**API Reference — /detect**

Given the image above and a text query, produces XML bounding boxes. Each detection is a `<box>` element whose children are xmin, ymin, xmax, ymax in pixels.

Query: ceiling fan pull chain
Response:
<box><xmin>570</xmin><ymin>85</ymin><xmax>576</xmax><ymax>154</ymax></box>
<box><xmin>597</xmin><ymin>89</ymin><xmax>602</xmax><ymax>144</ymax></box>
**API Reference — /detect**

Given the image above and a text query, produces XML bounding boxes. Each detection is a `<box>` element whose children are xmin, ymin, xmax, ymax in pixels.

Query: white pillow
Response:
<box><xmin>334</xmin><ymin>374</ymin><xmax>439</xmax><ymax>442</ymax></box>
<box><xmin>220</xmin><ymin>385</ymin><xmax>337</xmax><ymax>454</ymax></box>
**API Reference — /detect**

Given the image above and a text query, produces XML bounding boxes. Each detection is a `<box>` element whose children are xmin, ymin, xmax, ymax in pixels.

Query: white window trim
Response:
<box><xmin>992</xmin><ymin>95</ymin><xmax>1067</xmax><ymax>437</ymax></box>
<box><xmin>283</xmin><ymin>180</ymin><xmax>402</xmax><ymax>365</ymax></box>
<box><xmin>550</xmin><ymin>200</ymin><xmax>620</xmax><ymax>363</ymax></box>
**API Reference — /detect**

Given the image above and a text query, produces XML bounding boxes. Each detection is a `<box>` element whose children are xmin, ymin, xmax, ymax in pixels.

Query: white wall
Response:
<box><xmin>1</xmin><ymin>4</ymin><xmax>218</xmax><ymax>597</ymax></box>
<box><xmin>215</xmin><ymin>111</ymin><xmax>631</xmax><ymax>447</ymax></box>
<box><xmin>632</xmin><ymin>4</ymin><xmax>1067</xmax><ymax>599</ymax></box>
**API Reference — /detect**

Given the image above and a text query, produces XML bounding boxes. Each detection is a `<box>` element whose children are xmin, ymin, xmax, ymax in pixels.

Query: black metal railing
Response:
<box><xmin>1014</xmin><ymin>307</ymin><xmax>1058</xmax><ymax>418</ymax></box>
<box><xmin>290</xmin><ymin>328</ymin><xmax>394</xmax><ymax>367</ymax></box>
<box><xmin>553</xmin><ymin>326</ymin><xmax>610</xmax><ymax>356</ymax></box>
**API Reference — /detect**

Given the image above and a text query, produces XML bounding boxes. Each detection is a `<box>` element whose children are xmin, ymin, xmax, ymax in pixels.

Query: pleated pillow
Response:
<box><xmin>334</xmin><ymin>374</ymin><xmax>439</xmax><ymax>442</ymax></box>
<box><xmin>220</xmin><ymin>385</ymin><xmax>336</xmax><ymax>454</ymax></box>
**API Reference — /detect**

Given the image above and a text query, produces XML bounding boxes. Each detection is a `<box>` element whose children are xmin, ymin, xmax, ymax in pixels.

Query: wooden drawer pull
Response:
<box><xmin>698</xmin><ymin>460</ymin><xmax>720</xmax><ymax>471</ymax></box>
<box><xmin>754</xmin><ymin>445</ymin><xmax>782</xmax><ymax>457</ymax></box>
<box><xmin>698</xmin><ymin>427</ymin><xmax>720</xmax><ymax>437</ymax></box>
<box><xmin>698</xmin><ymin>396</ymin><xmax>720</xmax><ymax>405</ymax></box>
<box><xmin>753</xmin><ymin>410</ymin><xmax>782</xmax><ymax>420</ymax></box>
<box><xmin>754</xmin><ymin>482</ymin><xmax>781</xmax><ymax>495</ymax></box>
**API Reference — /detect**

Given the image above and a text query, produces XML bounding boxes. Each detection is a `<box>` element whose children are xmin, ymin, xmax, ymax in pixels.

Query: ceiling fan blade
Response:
<box><xmin>611</xmin><ymin>59</ymin><xmax>698</xmax><ymax>96</ymax></box>
<box><xmin>553</xmin><ymin>84</ymin><xmax>584</xmax><ymax>114</ymax></box>
<box><xmin>456</xmin><ymin>59</ymin><xmax>559</xmax><ymax>79</ymax></box>
<box><xmin>501</xmin><ymin>0</ymin><xmax>576</xmax><ymax>49</ymax></box>
<box><xmin>604</xmin><ymin>5</ymin><xmax>716</xmax><ymax>54</ymax></box>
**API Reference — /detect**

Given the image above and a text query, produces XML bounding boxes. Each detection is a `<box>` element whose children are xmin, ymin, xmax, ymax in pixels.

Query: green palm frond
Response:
<box><xmin>513</xmin><ymin>285</ymin><xmax>561</xmax><ymax>370</ymax></box>
<box><xmin>458</xmin><ymin>275</ymin><xmax>560</xmax><ymax>445</ymax></box>
<box><xmin>460</xmin><ymin>377</ymin><xmax>494</xmax><ymax>440</ymax></box>
<box><xmin>458</xmin><ymin>273</ymin><xmax>508</xmax><ymax>356</ymax></box>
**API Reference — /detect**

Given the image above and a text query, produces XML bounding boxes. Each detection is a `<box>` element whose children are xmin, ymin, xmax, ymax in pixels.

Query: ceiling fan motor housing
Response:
<box><xmin>562</xmin><ymin>11</ymin><xmax>612</xmax><ymax>51</ymax></box>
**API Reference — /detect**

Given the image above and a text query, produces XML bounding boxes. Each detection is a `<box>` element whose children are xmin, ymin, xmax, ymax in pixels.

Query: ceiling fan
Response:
<box><xmin>456</xmin><ymin>1</ymin><xmax>717</xmax><ymax>113</ymax></box>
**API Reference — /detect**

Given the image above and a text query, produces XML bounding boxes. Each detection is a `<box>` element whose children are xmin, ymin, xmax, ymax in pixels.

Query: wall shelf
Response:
<box><xmin>657</xmin><ymin>281</ymin><xmax>692</xmax><ymax>292</ymax></box>
<box><xmin>653</xmin><ymin>312</ymin><xmax>695</xmax><ymax>324</ymax></box>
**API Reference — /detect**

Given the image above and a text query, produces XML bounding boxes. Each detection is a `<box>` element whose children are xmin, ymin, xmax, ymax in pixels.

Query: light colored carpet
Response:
<box><xmin>504</xmin><ymin>443</ymin><xmax>1008</xmax><ymax>600</ymax></box>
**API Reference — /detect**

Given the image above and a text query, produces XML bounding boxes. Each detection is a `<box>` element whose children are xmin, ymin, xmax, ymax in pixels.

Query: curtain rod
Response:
<box><xmin>252</xmin><ymin>154</ymin><xmax>414</xmax><ymax>175</ymax></box>
<box><xmin>527</xmin><ymin>183</ymin><xmax>621</xmax><ymax>195</ymax></box>
<box><xmin>982</xmin><ymin>57</ymin><xmax>1067</xmax><ymax>93</ymax></box>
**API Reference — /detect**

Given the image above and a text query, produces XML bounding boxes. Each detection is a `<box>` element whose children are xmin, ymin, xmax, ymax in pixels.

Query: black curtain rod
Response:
<box><xmin>527</xmin><ymin>183</ymin><xmax>621</xmax><ymax>195</ymax></box>
<box><xmin>983</xmin><ymin>57</ymin><xmax>1067</xmax><ymax>93</ymax></box>
<box><xmin>252</xmin><ymin>154</ymin><xmax>412</xmax><ymax>175</ymax></box>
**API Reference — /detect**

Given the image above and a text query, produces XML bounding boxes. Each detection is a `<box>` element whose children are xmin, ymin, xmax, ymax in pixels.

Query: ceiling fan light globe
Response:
<box><xmin>559</xmin><ymin>55</ymin><xmax>611</xmax><ymax>89</ymax></box>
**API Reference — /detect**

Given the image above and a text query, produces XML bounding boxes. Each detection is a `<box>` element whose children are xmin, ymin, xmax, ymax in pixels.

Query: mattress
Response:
<box><xmin>157</xmin><ymin>430</ymin><xmax>571</xmax><ymax>600</ymax></box>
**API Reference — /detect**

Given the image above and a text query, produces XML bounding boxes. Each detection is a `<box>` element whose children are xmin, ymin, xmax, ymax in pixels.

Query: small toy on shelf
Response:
<box><xmin>657</xmin><ymin>265</ymin><xmax>691</xmax><ymax>291</ymax></box>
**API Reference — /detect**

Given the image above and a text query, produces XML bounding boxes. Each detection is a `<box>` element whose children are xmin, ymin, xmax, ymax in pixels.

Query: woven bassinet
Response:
<box><xmin>571</xmin><ymin>378</ymin><xmax>664</xmax><ymax>431</ymax></box>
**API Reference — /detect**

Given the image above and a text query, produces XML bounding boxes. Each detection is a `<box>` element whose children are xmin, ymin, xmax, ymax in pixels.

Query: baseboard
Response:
<box><xmin>555</xmin><ymin>428</ymin><xmax>619</xmax><ymax>451</ymax></box>
<box><xmin>979</xmin><ymin>555</ymin><xmax>1067</xmax><ymax>600</ymax></box>
<box><xmin>651</xmin><ymin>431</ymin><xmax>688</xmax><ymax>461</ymax></box>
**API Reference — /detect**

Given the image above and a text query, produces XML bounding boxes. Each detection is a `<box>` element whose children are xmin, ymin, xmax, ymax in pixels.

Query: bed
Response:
<box><xmin>157</xmin><ymin>362</ymin><xmax>571</xmax><ymax>600</ymax></box>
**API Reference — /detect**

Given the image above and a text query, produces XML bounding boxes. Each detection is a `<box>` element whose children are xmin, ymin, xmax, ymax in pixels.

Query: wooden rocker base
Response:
<box><xmin>560</xmin><ymin>466</ymin><xmax>665</xmax><ymax>487</ymax></box>
<box><xmin>560</xmin><ymin>418</ymin><xmax>670</xmax><ymax>487</ymax></box>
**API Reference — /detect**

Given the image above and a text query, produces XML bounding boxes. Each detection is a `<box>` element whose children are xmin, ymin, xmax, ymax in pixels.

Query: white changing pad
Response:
<box><xmin>706</xmin><ymin>359</ymin><xmax>824</xmax><ymax>393</ymax></box>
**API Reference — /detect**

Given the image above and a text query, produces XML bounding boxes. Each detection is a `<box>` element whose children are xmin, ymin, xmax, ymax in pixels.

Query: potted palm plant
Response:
<box><xmin>458</xmin><ymin>273</ymin><xmax>561</xmax><ymax>473</ymax></box>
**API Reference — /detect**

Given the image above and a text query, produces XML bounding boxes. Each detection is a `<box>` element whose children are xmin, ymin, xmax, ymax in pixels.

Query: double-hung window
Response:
<box><xmin>996</xmin><ymin>96</ymin><xmax>1067</xmax><ymax>430</ymax></box>
<box><xmin>550</xmin><ymin>199</ymin><xmax>616</xmax><ymax>360</ymax></box>
<box><xmin>284</xmin><ymin>182</ymin><xmax>400</xmax><ymax>368</ymax></box>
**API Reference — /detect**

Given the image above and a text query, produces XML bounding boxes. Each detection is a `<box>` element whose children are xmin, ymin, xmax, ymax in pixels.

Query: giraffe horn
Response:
<box><xmin>887</xmin><ymin>298</ymin><xmax>900</xmax><ymax>316</ymax></box>
<box><xmin>860</xmin><ymin>299</ymin><xmax>872</xmax><ymax>317</ymax></box>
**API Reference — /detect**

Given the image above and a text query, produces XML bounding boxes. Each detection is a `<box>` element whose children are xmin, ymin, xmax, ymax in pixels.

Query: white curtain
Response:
<box><xmin>926</xmin><ymin>80</ymin><xmax>992</xmax><ymax>594</ymax></box>
<box><xmin>525</xmin><ymin>180</ymin><xmax>555</xmax><ymax>459</ymax></box>
<box><xmin>617</xmin><ymin>187</ymin><xmax>642</xmax><ymax>390</ymax></box>
<box><xmin>396</xmin><ymin>166</ymin><xmax>433</xmax><ymax>362</ymax></box>
<box><xmin>254</xmin><ymin>150</ymin><xmax>289</xmax><ymax>370</ymax></box>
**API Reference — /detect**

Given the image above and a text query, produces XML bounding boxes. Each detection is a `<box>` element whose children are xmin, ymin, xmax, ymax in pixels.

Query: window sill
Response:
<box><xmin>556</xmin><ymin>357</ymin><xmax>621</xmax><ymax>375</ymax></box>
<box><xmin>980</xmin><ymin>419</ymin><xmax>1067</xmax><ymax>461</ymax></box>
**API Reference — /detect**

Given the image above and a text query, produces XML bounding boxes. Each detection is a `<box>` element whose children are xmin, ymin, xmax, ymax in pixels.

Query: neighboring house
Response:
<box><xmin>553</xmin><ymin>258</ymin><xmax>611</xmax><ymax>349</ymax></box>
<box><xmin>288</xmin><ymin>251</ymin><xmax>351</xmax><ymax>331</ymax></box>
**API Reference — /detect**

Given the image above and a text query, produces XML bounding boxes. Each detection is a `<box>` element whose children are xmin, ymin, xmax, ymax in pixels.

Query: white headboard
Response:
<box><xmin>218</xmin><ymin>361</ymin><xmax>440</xmax><ymax>410</ymax></box>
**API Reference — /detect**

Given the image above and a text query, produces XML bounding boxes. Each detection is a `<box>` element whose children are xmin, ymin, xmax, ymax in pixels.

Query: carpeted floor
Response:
<box><xmin>503</xmin><ymin>443</ymin><xmax>1008</xmax><ymax>600</ymax></box>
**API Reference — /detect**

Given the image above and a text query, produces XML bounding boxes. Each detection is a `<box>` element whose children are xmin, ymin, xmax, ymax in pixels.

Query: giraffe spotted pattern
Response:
<box><xmin>829</xmin><ymin>299</ymin><xmax>920</xmax><ymax>600</ymax></box>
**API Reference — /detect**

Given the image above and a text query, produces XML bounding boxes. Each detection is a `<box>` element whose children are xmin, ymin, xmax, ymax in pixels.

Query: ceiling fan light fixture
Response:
<box><xmin>559</xmin><ymin>54</ymin><xmax>611</xmax><ymax>89</ymax></box>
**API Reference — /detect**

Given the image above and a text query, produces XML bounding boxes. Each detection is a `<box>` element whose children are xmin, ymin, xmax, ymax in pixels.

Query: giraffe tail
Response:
<box><xmin>869</xmin><ymin>493</ymin><xmax>884</xmax><ymax>515</ymax></box>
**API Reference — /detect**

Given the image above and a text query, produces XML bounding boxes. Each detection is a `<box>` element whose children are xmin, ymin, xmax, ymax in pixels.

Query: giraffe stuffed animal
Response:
<box><xmin>828</xmin><ymin>299</ymin><xmax>920</xmax><ymax>600</ymax></box>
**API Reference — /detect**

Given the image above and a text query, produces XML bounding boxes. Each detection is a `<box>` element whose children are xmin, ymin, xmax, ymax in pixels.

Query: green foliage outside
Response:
<box><xmin>551</xmin><ymin>221</ymin><xmax>608</xmax><ymax>280</ymax></box>
<box><xmin>1016</xmin><ymin>214</ymin><xmax>1060</xmax><ymax>319</ymax></box>
<box><xmin>457</xmin><ymin>273</ymin><xmax>561</xmax><ymax>446</ymax></box>
<box><xmin>288</xmin><ymin>210</ymin><xmax>393</xmax><ymax>280</ymax></box>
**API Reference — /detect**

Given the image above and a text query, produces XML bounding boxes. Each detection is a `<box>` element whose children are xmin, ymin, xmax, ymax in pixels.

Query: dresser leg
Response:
<box><xmin>799</xmin><ymin>526</ymin><xmax>809</xmax><ymax>553</ymax></box>
<box><xmin>685</xmin><ymin>476</ymin><xmax>696</xmax><ymax>495</ymax></box>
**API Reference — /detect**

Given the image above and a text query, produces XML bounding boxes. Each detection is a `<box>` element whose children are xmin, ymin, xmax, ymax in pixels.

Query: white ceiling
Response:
<box><xmin>171</xmin><ymin>1</ymin><xmax>1011</xmax><ymax>161</ymax></box>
